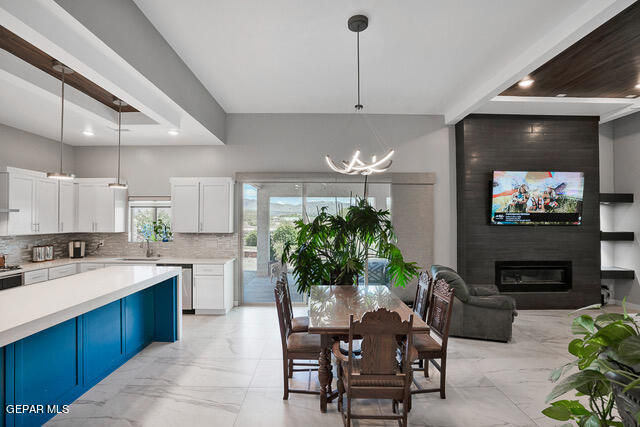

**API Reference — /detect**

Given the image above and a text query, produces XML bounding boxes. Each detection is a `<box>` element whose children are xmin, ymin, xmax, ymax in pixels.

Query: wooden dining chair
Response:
<box><xmin>279</xmin><ymin>270</ymin><xmax>309</xmax><ymax>333</ymax></box>
<box><xmin>411</xmin><ymin>279</ymin><xmax>455</xmax><ymax>399</ymax></box>
<box><xmin>411</xmin><ymin>272</ymin><xmax>432</xmax><ymax>372</ymax></box>
<box><xmin>274</xmin><ymin>283</ymin><xmax>321</xmax><ymax>400</ymax></box>
<box><xmin>413</xmin><ymin>271</ymin><xmax>433</xmax><ymax>321</ymax></box>
<box><xmin>333</xmin><ymin>308</ymin><xmax>414</xmax><ymax>427</ymax></box>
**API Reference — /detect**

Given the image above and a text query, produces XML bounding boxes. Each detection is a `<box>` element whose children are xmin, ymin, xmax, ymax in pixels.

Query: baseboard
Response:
<box><xmin>195</xmin><ymin>308</ymin><xmax>230</xmax><ymax>315</ymax></box>
<box><xmin>609</xmin><ymin>299</ymin><xmax>640</xmax><ymax>312</ymax></box>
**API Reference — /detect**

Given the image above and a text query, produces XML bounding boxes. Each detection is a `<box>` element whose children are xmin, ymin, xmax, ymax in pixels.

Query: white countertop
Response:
<box><xmin>0</xmin><ymin>256</ymin><xmax>235</xmax><ymax>278</ymax></box>
<box><xmin>0</xmin><ymin>265</ymin><xmax>181</xmax><ymax>347</ymax></box>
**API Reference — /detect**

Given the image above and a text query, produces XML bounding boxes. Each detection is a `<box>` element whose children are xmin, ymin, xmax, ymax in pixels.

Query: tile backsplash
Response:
<box><xmin>0</xmin><ymin>232</ymin><xmax>238</xmax><ymax>265</ymax></box>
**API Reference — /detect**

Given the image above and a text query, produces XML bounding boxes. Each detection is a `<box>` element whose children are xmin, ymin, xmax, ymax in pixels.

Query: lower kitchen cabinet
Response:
<box><xmin>192</xmin><ymin>261</ymin><xmax>234</xmax><ymax>314</ymax></box>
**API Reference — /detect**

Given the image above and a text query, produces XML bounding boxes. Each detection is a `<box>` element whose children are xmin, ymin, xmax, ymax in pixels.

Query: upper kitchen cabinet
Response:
<box><xmin>76</xmin><ymin>178</ymin><xmax>127</xmax><ymax>233</ymax></box>
<box><xmin>0</xmin><ymin>167</ymin><xmax>59</xmax><ymax>236</ymax></box>
<box><xmin>170</xmin><ymin>178</ymin><xmax>200</xmax><ymax>232</ymax></box>
<box><xmin>58</xmin><ymin>181</ymin><xmax>77</xmax><ymax>233</ymax></box>
<box><xmin>170</xmin><ymin>177</ymin><xmax>234</xmax><ymax>233</ymax></box>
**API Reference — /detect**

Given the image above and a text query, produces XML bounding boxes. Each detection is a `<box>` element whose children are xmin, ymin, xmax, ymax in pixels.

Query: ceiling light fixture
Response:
<box><xmin>518</xmin><ymin>77</ymin><xmax>534</xmax><ymax>88</ymax></box>
<box><xmin>325</xmin><ymin>15</ymin><xmax>394</xmax><ymax>177</ymax></box>
<box><xmin>626</xmin><ymin>94</ymin><xmax>638</xmax><ymax>99</ymax></box>
<box><xmin>82</xmin><ymin>129</ymin><xmax>94</xmax><ymax>136</ymax></box>
<box><xmin>635</xmin><ymin>83</ymin><xmax>640</xmax><ymax>89</ymax></box>
<box><xmin>108</xmin><ymin>97</ymin><xmax>128</xmax><ymax>190</ymax></box>
<box><xmin>556</xmin><ymin>94</ymin><xmax>567</xmax><ymax>97</ymax></box>
<box><xmin>168</xmin><ymin>129</ymin><xmax>179</xmax><ymax>136</ymax></box>
<box><xmin>47</xmin><ymin>61</ymin><xmax>75</xmax><ymax>180</ymax></box>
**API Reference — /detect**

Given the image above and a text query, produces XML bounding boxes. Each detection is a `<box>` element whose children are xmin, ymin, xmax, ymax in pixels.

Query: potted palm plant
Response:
<box><xmin>281</xmin><ymin>197</ymin><xmax>419</xmax><ymax>294</ymax></box>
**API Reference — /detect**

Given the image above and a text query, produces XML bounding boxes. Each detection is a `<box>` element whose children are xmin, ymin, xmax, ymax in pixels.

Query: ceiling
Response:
<box><xmin>0</xmin><ymin>0</ymin><xmax>636</xmax><ymax>147</ymax></box>
<box><xmin>133</xmin><ymin>0</ymin><xmax>588</xmax><ymax>115</ymax></box>
<box><xmin>0</xmin><ymin>25</ymin><xmax>138</xmax><ymax>113</ymax></box>
<box><xmin>501</xmin><ymin>1</ymin><xmax>640</xmax><ymax>99</ymax></box>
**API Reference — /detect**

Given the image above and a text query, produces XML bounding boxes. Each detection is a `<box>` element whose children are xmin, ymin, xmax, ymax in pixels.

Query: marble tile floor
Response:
<box><xmin>46</xmin><ymin>306</ymin><xmax>606</xmax><ymax>427</ymax></box>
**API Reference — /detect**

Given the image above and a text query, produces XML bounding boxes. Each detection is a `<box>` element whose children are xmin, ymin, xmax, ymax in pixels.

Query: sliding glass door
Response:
<box><xmin>241</xmin><ymin>180</ymin><xmax>391</xmax><ymax>304</ymax></box>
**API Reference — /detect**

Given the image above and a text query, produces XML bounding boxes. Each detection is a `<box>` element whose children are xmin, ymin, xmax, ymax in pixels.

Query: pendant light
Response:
<box><xmin>325</xmin><ymin>15</ymin><xmax>394</xmax><ymax>176</ymax></box>
<box><xmin>47</xmin><ymin>61</ymin><xmax>75</xmax><ymax>180</ymax></box>
<box><xmin>108</xmin><ymin>97</ymin><xmax>128</xmax><ymax>190</ymax></box>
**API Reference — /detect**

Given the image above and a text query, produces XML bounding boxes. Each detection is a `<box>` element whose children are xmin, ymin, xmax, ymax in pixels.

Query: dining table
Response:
<box><xmin>307</xmin><ymin>285</ymin><xmax>429</xmax><ymax>412</ymax></box>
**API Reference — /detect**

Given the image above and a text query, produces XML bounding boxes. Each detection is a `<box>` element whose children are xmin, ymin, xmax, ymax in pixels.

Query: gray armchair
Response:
<box><xmin>430</xmin><ymin>265</ymin><xmax>517</xmax><ymax>342</ymax></box>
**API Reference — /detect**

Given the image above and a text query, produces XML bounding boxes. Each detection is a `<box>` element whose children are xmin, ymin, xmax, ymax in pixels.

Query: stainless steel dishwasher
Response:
<box><xmin>158</xmin><ymin>264</ymin><xmax>193</xmax><ymax>311</ymax></box>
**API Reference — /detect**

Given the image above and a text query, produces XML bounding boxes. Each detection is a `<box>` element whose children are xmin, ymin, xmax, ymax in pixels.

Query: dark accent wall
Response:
<box><xmin>456</xmin><ymin>115</ymin><xmax>600</xmax><ymax>309</ymax></box>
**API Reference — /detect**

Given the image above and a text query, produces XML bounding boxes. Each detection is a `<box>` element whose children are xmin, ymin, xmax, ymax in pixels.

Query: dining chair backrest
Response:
<box><xmin>280</xmin><ymin>270</ymin><xmax>294</xmax><ymax>320</ymax></box>
<box><xmin>274</xmin><ymin>282</ymin><xmax>292</xmax><ymax>348</ymax></box>
<box><xmin>349</xmin><ymin>308</ymin><xmax>414</xmax><ymax>377</ymax></box>
<box><xmin>413</xmin><ymin>272</ymin><xmax>432</xmax><ymax>321</ymax></box>
<box><xmin>426</xmin><ymin>279</ymin><xmax>455</xmax><ymax>346</ymax></box>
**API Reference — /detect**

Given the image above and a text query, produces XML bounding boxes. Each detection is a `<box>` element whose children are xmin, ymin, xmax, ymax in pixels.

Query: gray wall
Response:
<box><xmin>609</xmin><ymin>112</ymin><xmax>640</xmax><ymax>305</ymax></box>
<box><xmin>0</xmin><ymin>123</ymin><xmax>74</xmax><ymax>172</ymax></box>
<box><xmin>73</xmin><ymin>113</ymin><xmax>457</xmax><ymax>267</ymax></box>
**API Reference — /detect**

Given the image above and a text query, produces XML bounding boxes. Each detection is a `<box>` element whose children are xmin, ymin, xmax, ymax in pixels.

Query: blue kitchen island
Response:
<box><xmin>0</xmin><ymin>265</ymin><xmax>181</xmax><ymax>427</ymax></box>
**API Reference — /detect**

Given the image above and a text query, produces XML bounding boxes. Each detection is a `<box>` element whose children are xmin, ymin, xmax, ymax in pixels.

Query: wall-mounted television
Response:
<box><xmin>491</xmin><ymin>171</ymin><xmax>584</xmax><ymax>225</ymax></box>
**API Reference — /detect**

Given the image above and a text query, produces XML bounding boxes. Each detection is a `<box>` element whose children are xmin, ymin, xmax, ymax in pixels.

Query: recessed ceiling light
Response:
<box><xmin>556</xmin><ymin>94</ymin><xmax>567</xmax><ymax>97</ymax></box>
<box><xmin>626</xmin><ymin>94</ymin><xmax>638</xmax><ymax>98</ymax></box>
<box><xmin>168</xmin><ymin>129</ymin><xmax>179</xmax><ymax>136</ymax></box>
<box><xmin>635</xmin><ymin>83</ymin><xmax>640</xmax><ymax>89</ymax></box>
<box><xmin>518</xmin><ymin>78</ymin><xmax>534</xmax><ymax>88</ymax></box>
<box><xmin>82</xmin><ymin>129</ymin><xmax>94</xmax><ymax>136</ymax></box>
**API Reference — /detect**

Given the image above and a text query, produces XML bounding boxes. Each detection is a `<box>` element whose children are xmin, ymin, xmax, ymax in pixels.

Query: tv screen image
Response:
<box><xmin>491</xmin><ymin>171</ymin><xmax>584</xmax><ymax>225</ymax></box>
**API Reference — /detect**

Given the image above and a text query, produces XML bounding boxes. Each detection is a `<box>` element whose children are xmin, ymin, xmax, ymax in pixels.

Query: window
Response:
<box><xmin>128</xmin><ymin>199</ymin><xmax>172</xmax><ymax>242</ymax></box>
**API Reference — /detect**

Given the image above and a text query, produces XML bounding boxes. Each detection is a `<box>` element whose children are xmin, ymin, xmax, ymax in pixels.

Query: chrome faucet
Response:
<box><xmin>139</xmin><ymin>239</ymin><xmax>153</xmax><ymax>258</ymax></box>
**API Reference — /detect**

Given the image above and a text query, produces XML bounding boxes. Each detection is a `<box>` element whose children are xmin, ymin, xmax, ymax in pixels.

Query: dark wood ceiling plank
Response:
<box><xmin>0</xmin><ymin>25</ymin><xmax>138</xmax><ymax>112</ymax></box>
<box><xmin>501</xmin><ymin>1</ymin><xmax>640</xmax><ymax>98</ymax></box>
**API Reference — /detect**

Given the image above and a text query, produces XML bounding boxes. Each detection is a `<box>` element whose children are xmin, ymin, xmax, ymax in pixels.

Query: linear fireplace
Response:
<box><xmin>495</xmin><ymin>261</ymin><xmax>572</xmax><ymax>292</ymax></box>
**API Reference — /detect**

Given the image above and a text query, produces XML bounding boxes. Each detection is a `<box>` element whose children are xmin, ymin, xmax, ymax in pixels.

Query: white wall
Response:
<box><xmin>599</xmin><ymin>122</ymin><xmax>615</xmax><ymax>268</ymax></box>
<box><xmin>609</xmin><ymin>112</ymin><xmax>640</xmax><ymax>304</ymax></box>
<box><xmin>54</xmin><ymin>0</ymin><xmax>226</xmax><ymax>142</ymax></box>
<box><xmin>73</xmin><ymin>113</ymin><xmax>457</xmax><ymax>267</ymax></box>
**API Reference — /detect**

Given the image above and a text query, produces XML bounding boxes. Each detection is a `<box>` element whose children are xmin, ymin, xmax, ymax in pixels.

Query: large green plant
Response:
<box><xmin>281</xmin><ymin>197</ymin><xmax>419</xmax><ymax>294</ymax></box>
<box><xmin>543</xmin><ymin>302</ymin><xmax>640</xmax><ymax>426</ymax></box>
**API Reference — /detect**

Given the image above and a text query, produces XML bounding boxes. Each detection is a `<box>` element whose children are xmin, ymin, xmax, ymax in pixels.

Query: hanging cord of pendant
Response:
<box><xmin>59</xmin><ymin>69</ymin><xmax>65</xmax><ymax>173</ymax></box>
<box><xmin>354</xmin><ymin>28</ymin><xmax>387</xmax><ymax>153</ymax></box>
<box><xmin>356</xmin><ymin>31</ymin><xmax>362</xmax><ymax>111</ymax></box>
<box><xmin>117</xmin><ymin>102</ymin><xmax>122</xmax><ymax>184</ymax></box>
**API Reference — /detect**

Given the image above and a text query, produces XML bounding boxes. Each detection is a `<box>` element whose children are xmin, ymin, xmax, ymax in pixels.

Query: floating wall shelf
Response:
<box><xmin>600</xmin><ymin>193</ymin><xmax>634</xmax><ymax>204</ymax></box>
<box><xmin>601</xmin><ymin>267</ymin><xmax>635</xmax><ymax>280</ymax></box>
<box><xmin>600</xmin><ymin>231</ymin><xmax>635</xmax><ymax>241</ymax></box>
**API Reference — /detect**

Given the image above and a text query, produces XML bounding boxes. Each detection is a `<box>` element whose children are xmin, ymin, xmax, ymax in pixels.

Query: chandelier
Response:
<box><xmin>325</xmin><ymin>14</ymin><xmax>394</xmax><ymax>176</ymax></box>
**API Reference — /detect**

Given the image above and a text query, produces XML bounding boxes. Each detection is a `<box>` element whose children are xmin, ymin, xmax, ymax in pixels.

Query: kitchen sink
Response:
<box><xmin>117</xmin><ymin>258</ymin><xmax>161</xmax><ymax>261</ymax></box>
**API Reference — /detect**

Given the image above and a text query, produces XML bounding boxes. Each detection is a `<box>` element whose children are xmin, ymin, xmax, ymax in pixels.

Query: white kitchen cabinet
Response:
<box><xmin>170</xmin><ymin>177</ymin><xmax>234</xmax><ymax>233</ymax></box>
<box><xmin>58</xmin><ymin>181</ymin><xmax>77</xmax><ymax>233</ymax></box>
<box><xmin>24</xmin><ymin>269</ymin><xmax>49</xmax><ymax>285</ymax></box>
<box><xmin>7</xmin><ymin>173</ymin><xmax>34</xmax><ymax>235</ymax></box>
<box><xmin>76</xmin><ymin>179</ymin><xmax>126</xmax><ymax>233</ymax></box>
<box><xmin>34</xmin><ymin>178</ymin><xmax>58</xmax><ymax>234</ymax></box>
<box><xmin>170</xmin><ymin>178</ymin><xmax>200</xmax><ymax>232</ymax></box>
<box><xmin>200</xmin><ymin>179</ymin><xmax>233</xmax><ymax>233</ymax></box>
<box><xmin>193</xmin><ymin>275</ymin><xmax>224</xmax><ymax>309</ymax></box>
<box><xmin>0</xmin><ymin>168</ymin><xmax>59</xmax><ymax>236</ymax></box>
<box><xmin>192</xmin><ymin>260</ymin><xmax>234</xmax><ymax>314</ymax></box>
<box><xmin>49</xmin><ymin>263</ymin><xmax>77</xmax><ymax>280</ymax></box>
